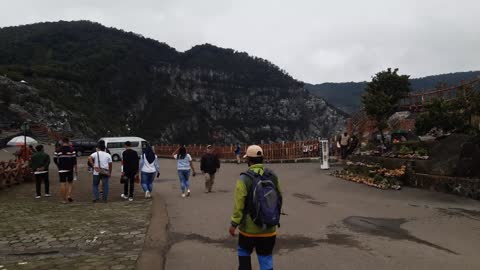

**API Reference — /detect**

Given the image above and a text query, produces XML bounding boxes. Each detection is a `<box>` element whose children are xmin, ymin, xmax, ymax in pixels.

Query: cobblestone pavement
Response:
<box><xmin>0</xmin><ymin>147</ymin><xmax>153</xmax><ymax>270</ymax></box>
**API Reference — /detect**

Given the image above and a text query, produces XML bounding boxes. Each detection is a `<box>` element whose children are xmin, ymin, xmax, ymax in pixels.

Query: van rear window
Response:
<box><xmin>107</xmin><ymin>142</ymin><xmax>124</xmax><ymax>149</ymax></box>
<box><xmin>106</xmin><ymin>141</ymin><xmax>139</xmax><ymax>148</ymax></box>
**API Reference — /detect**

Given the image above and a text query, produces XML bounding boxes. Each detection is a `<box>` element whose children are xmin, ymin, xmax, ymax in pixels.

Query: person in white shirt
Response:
<box><xmin>172</xmin><ymin>146</ymin><xmax>196</xmax><ymax>198</ymax></box>
<box><xmin>139</xmin><ymin>145</ymin><xmax>160</xmax><ymax>198</ymax></box>
<box><xmin>88</xmin><ymin>143</ymin><xmax>112</xmax><ymax>203</ymax></box>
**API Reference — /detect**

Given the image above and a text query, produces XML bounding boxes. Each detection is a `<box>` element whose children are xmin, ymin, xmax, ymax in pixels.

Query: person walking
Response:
<box><xmin>88</xmin><ymin>143</ymin><xmax>112</xmax><ymax>203</ymax></box>
<box><xmin>16</xmin><ymin>145</ymin><xmax>32</xmax><ymax>163</ymax></box>
<box><xmin>53</xmin><ymin>138</ymin><xmax>77</xmax><ymax>203</ymax></box>
<box><xmin>173</xmin><ymin>146</ymin><xmax>196</xmax><ymax>198</ymax></box>
<box><xmin>234</xmin><ymin>143</ymin><xmax>241</xmax><ymax>164</ymax></box>
<box><xmin>121</xmin><ymin>141</ymin><xmax>139</xmax><ymax>201</ymax></box>
<box><xmin>229</xmin><ymin>145</ymin><xmax>282</xmax><ymax>270</ymax></box>
<box><xmin>339</xmin><ymin>132</ymin><xmax>350</xmax><ymax>160</ymax></box>
<box><xmin>96</xmin><ymin>140</ymin><xmax>110</xmax><ymax>195</ymax></box>
<box><xmin>140</xmin><ymin>144</ymin><xmax>160</xmax><ymax>199</ymax></box>
<box><xmin>200</xmin><ymin>145</ymin><xmax>220</xmax><ymax>193</ymax></box>
<box><xmin>30</xmin><ymin>145</ymin><xmax>50</xmax><ymax>199</ymax></box>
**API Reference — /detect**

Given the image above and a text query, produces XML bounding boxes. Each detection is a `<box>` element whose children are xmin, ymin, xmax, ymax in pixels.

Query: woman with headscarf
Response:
<box><xmin>172</xmin><ymin>146</ymin><xmax>196</xmax><ymax>198</ymax></box>
<box><xmin>139</xmin><ymin>144</ymin><xmax>160</xmax><ymax>198</ymax></box>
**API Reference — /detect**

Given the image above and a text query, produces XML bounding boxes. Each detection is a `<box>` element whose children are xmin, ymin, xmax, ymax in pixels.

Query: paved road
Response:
<box><xmin>156</xmin><ymin>159</ymin><xmax>480</xmax><ymax>270</ymax></box>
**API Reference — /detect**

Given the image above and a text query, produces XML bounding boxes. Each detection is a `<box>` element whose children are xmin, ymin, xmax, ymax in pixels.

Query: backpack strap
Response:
<box><xmin>260</xmin><ymin>168</ymin><xmax>280</xmax><ymax>190</ymax></box>
<box><xmin>239</xmin><ymin>170</ymin><xmax>258</xmax><ymax>225</ymax></box>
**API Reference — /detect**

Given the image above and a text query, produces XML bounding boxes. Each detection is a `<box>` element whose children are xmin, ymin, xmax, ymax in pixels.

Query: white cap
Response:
<box><xmin>243</xmin><ymin>145</ymin><xmax>263</xmax><ymax>158</ymax></box>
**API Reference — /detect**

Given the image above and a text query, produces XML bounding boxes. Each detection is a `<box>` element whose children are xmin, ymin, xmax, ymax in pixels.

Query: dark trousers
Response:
<box><xmin>238</xmin><ymin>234</ymin><xmax>276</xmax><ymax>270</ymax></box>
<box><xmin>123</xmin><ymin>173</ymin><xmax>136</xmax><ymax>198</ymax></box>
<box><xmin>341</xmin><ymin>145</ymin><xmax>348</xmax><ymax>159</ymax></box>
<box><xmin>35</xmin><ymin>173</ymin><xmax>49</xmax><ymax>196</ymax></box>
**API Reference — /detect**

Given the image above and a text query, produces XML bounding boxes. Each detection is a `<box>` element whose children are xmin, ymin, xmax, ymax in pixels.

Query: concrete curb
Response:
<box><xmin>137</xmin><ymin>188</ymin><xmax>170</xmax><ymax>270</ymax></box>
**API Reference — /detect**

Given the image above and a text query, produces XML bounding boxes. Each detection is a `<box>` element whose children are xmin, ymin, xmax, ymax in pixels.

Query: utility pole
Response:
<box><xmin>20</xmin><ymin>122</ymin><xmax>30</xmax><ymax>161</ymax></box>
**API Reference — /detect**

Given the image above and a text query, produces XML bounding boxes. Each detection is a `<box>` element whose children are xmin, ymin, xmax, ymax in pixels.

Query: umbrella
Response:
<box><xmin>7</xmin><ymin>136</ymin><xmax>38</xmax><ymax>146</ymax></box>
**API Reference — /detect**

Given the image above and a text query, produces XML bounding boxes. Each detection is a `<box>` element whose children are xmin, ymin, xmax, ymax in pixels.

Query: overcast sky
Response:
<box><xmin>1</xmin><ymin>0</ymin><xmax>479</xmax><ymax>83</ymax></box>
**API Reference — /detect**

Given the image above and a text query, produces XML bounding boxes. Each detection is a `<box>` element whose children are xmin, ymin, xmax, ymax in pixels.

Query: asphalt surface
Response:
<box><xmin>156</xmin><ymin>159</ymin><xmax>480</xmax><ymax>270</ymax></box>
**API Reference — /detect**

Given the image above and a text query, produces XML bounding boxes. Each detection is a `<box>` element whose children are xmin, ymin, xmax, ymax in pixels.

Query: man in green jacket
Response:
<box><xmin>29</xmin><ymin>145</ymin><xmax>51</xmax><ymax>198</ymax></box>
<box><xmin>229</xmin><ymin>145</ymin><xmax>281</xmax><ymax>270</ymax></box>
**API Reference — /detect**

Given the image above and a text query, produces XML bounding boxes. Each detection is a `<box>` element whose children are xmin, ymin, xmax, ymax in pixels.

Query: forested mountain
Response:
<box><xmin>0</xmin><ymin>20</ymin><xmax>346</xmax><ymax>143</ymax></box>
<box><xmin>306</xmin><ymin>71</ymin><xmax>480</xmax><ymax>113</ymax></box>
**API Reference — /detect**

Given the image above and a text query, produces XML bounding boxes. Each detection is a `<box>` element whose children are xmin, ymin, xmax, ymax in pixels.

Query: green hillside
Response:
<box><xmin>306</xmin><ymin>71</ymin><xmax>480</xmax><ymax>113</ymax></box>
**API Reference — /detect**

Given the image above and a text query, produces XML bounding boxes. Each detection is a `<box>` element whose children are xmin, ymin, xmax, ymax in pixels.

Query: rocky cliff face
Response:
<box><xmin>0</xmin><ymin>76</ymin><xmax>95</xmax><ymax>136</ymax></box>
<box><xmin>137</xmin><ymin>66</ymin><xmax>345</xmax><ymax>143</ymax></box>
<box><xmin>0</xmin><ymin>21</ymin><xmax>346</xmax><ymax>144</ymax></box>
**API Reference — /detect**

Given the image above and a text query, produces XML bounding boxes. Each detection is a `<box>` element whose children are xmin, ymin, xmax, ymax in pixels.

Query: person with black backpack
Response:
<box><xmin>229</xmin><ymin>145</ymin><xmax>282</xmax><ymax>270</ymax></box>
<box><xmin>200</xmin><ymin>145</ymin><xmax>220</xmax><ymax>193</ymax></box>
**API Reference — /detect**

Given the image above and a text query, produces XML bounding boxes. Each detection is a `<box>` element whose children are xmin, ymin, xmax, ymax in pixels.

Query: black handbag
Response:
<box><xmin>120</xmin><ymin>175</ymin><xmax>128</xmax><ymax>184</ymax></box>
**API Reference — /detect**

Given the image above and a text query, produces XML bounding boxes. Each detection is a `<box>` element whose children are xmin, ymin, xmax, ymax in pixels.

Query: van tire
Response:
<box><xmin>112</xmin><ymin>154</ymin><xmax>121</xmax><ymax>162</ymax></box>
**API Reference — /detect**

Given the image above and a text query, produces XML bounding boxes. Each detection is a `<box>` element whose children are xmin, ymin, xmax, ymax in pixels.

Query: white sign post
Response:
<box><xmin>320</xmin><ymin>139</ymin><xmax>329</xmax><ymax>170</ymax></box>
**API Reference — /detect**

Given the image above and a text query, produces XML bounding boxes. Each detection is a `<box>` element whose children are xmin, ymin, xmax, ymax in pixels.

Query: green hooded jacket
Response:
<box><xmin>231</xmin><ymin>164</ymin><xmax>281</xmax><ymax>237</ymax></box>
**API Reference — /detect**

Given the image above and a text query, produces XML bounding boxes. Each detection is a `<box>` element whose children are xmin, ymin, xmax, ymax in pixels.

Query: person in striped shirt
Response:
<box><xmin>53</xmin><ymin>138</ymin><xmax>77</xmax><ymax>203</ymax></box>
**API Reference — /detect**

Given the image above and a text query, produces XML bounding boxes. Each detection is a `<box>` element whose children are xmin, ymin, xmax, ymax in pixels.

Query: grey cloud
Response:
<box><xmin>1</xmin><ymin>0</ymin><xmax>479</xmax><ymax>83</ymax></box>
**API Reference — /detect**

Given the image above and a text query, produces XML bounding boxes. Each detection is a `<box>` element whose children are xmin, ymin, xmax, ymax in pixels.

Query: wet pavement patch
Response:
<box><xmin>319</xmin><ymin>233</ymin><xmax>366</xmax><ymax>250</ymax></box>
<box><xmin>307</xmin><ymin>200</ymin><xmax>327</xmax><ymax>206</ymax></box>
<box><xmin>293</xmin><ymin>193</ymin><xmax>327</xmax><ymax>206</ymax></box>
<box><xmin>437</xmin><ymin>208</ymin><xmax>480</xmax><ymax>221</ymax></box>
<box><xmin>293</xmin><ymin>193</ymin><xmax>315</xmax><ymax>200</ymax></box>
<box><xmin>277</xmin><ymin>233</ymin><xmax>367</xmax><ymax>253</ymax></box>
<box><xmin>450</xmin><ymin>208</ymin><xmax>480</xmax><ymax>218</ymax></box>
<box><xmin>343</xmin><ymin>216</ymin><xmax>458</xmax><ymax>255</ymax></box>
<box><xmin>171</xmin><ymin>232</ymin><xmax>366</xmax><ymax>253</ymax></box>
<box><xmin>170</xmin><ymin>232</ymin><xmax>236</xmax><ymax>250</ymax></box>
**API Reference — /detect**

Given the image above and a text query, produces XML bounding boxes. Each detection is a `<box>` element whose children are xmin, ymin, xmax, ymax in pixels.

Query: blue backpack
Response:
<box><xmin>241</xmin><ymin>169</ymin><xmax>282</xmax><ymax>228</ymax></box>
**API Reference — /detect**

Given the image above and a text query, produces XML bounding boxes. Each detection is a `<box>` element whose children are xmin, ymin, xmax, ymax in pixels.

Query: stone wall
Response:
<box><xmin>407</xmin><ymin>173</ymin><xmax>480</xmax><ymax>200</ymax></box>
<box><xmin>349</xmin><ymin>155</ymin><xmax>422</xmax><ymax>170</ymax></box>
<box><xmin>349</xmin><ymin>153</ymin><xmax>480</xmax><ymax>200</ymax></box>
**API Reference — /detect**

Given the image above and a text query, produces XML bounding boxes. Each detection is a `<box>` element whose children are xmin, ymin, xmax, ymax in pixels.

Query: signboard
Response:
<box><xmin>320</xmin><ymin>139</ymin><xmax>329</xmax><ymax>170</ymax></box>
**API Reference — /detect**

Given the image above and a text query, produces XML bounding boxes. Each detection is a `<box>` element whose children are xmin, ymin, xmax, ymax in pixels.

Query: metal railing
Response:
<box><xmin>155</xmin><ymin>139</ymin><xmax>323</xmax><ymax>161</ymax></box>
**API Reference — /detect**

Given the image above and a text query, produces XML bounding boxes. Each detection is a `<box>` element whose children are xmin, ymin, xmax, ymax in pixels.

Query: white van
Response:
<box><xmin>98</xmin><ymin>137</ymin><xmax>148</xmax><ymax>162</ymax></box>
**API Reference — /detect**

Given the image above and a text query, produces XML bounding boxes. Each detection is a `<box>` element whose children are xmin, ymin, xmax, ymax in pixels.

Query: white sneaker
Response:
<box><xmin>181</xmin><ymin>193</ymin><xmax>186</xmax><ymax>198</ymax></box>
<box><xmin>145</xmin><ymin>191</ymin><xmax>150</xmax><ymax>198</ymax></box>
<box><xmin>35</xmin><ymin>196</ymin><xmax>41</xmax><ymax>199</ymax></box>
<box><xmin>44</xmin><ymin>194</ymin><xmax>51</xmax><ymax>197</ymax></box>
<box><xmin>128</xmin><ymin>197</ymin><xmax>133</xmax><ymax>202</ymax></box>
<box><xmin>187</xmin><ymin>189</ymin><xmax>191</xmax><ymax>197</ymax></box>
<box><xmin>121</xmin><ymin>194</ymin><xmax>128</xmax><ymax>200</ymax></box>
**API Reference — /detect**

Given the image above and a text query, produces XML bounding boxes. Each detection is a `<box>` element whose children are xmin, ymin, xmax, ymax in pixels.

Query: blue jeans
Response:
<box><xmin>238</xmin><ymin>234</ymin><xmax>275</xmax><ymax>270</ymax></box>
<box><xmin>141</xmin><ymin>172</ymin><xmax>155</xmax><ymax>192</ymax></box>
<box><xmin>178</xmin><ymin>170</ymin><xmax>190</xmax><ymax>193</ymax></box>
<box><xmin>93</xmin><ymin>175</ymin><xmax>109</xmax><ymax>202</ymax></box>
